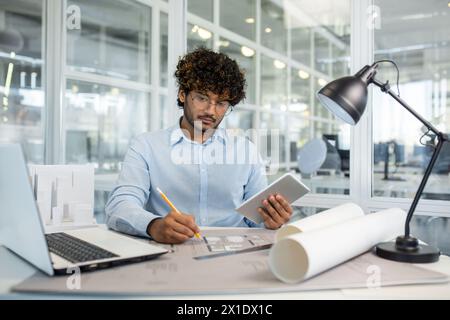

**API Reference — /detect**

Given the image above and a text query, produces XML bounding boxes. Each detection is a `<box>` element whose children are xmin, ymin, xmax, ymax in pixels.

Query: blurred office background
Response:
<box><xmin>0</xmin><ymin>0</ymin><xmax>449</xmax><ymax>253</ymax></box>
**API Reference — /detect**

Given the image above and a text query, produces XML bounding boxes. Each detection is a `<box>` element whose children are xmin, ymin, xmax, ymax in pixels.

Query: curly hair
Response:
<box><xmin>174</xmin><ymin>47</ymin><xmax>246</xmax><ymax>107</ymax></box>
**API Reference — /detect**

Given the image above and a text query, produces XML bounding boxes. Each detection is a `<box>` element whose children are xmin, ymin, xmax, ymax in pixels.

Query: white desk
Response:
<box><xmin>1</xmin><ymin>236</ymin><xmax>450</xmax><ymax>300</ymax></box>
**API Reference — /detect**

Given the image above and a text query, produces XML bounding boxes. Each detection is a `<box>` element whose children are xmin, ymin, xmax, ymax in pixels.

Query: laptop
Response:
<box><xmin>0</xmin><ymin>144</ymin><xmax>168</xmax><ymax>276</ymax></box>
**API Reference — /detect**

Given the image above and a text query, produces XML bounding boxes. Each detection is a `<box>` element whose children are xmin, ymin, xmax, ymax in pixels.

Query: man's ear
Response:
<box><xmin>178</xmin><ymin>90</ymin><xmax>186</xmax><ymax>104</ymax></box>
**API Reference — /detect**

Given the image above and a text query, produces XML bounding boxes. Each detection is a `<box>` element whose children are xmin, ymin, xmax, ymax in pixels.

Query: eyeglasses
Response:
<box><xmin>189</xmin><ymin>92</ymin><xmax>233</xmax><ymax>115</ymax></box>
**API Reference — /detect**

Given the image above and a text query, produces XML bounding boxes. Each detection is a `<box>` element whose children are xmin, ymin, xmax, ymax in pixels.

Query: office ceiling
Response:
<box><xmin>1</xmin><ymin>0</ymin><xmax>449</xmax><ymax>83</ymax></box>
<box><xmin>373</xmin><ymin>0</ymin><xmax>450</xmax><ymax>82</ymax></box>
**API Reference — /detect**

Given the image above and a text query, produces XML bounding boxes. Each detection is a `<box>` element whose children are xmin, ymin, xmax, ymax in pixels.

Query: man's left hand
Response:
<box><xmin>257</xmin><ymin>193</ymin><xmax>293</xmax><ymax>229</ymax></box>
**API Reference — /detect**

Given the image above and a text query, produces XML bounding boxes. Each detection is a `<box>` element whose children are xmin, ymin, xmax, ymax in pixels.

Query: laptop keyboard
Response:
<box><xmin>46</xmin><ymin>232</ymin><xmax>119</xmax><ymax>263</ymax></box>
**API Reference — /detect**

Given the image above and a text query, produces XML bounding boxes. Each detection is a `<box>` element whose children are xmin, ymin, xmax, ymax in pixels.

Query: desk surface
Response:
<box><xmin>1</xmin><ymin>228</ymin><xmax>450</xmax><ymax>299</ymax></box>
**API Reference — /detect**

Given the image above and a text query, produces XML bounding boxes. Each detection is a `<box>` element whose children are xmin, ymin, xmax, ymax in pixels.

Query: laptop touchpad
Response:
<box><xmin>64</xmin><ymin>228</ymin><xmax>166</xmax><ymax>257</ymax></box>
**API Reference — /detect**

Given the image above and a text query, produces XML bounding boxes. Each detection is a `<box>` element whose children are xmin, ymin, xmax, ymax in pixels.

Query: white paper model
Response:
<box><xmin>29</xmin><ymin>164</ymin><xmax>95</xmax><ymax>228</ymax></box>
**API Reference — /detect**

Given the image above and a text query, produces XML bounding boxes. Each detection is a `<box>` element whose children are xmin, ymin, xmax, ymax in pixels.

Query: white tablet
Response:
<box><xmin>236</xmin><ymin>173</ymin><xmax>310</xmax><ymax>224</ymax></box>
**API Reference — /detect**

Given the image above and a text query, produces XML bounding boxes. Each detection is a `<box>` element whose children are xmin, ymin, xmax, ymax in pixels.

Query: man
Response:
<box><xmin>105</xmin><ymin>48</ymin><xmax>293</xmax><ymax>244</ymax></box>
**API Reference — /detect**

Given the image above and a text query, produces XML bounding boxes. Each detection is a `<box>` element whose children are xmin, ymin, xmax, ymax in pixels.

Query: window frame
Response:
<box><xmin>42</xmin><ymin>0</ymin><xmax>450</xmax><ymax>217</ymax></box>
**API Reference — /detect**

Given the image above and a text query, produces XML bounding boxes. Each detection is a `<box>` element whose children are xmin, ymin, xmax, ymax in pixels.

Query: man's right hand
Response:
<box><xmin>147</xmin><ymin>210</ymin><xmax>200</xmax><ymax>244</ymax></box>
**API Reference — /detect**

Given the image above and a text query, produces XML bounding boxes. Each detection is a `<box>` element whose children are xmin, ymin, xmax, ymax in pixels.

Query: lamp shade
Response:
<box><xmin>316</xmin><ymin>64</ymin><xmax>378</xmax><ymax>125</ymax></box>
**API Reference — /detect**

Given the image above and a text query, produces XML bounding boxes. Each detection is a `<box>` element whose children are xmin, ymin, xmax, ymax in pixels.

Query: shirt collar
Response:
<box><xmin>169</xmin><ymin>118</ymin><xmax>227</xmax><ymax>146</ymax></box>
<box><xmin>169</xmin><ymin>126</ymin><xmax>185</xmax><ymax>146</ymax></box>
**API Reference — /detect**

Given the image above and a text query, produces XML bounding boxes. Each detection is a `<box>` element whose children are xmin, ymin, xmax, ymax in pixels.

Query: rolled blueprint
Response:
<box><xmin>269</xmin><ymin>208</ymin><xmax>406</xmax><ymax>283</ymax></box>
<box><xmin>276</xmin><ymin>202</ymin><xmax>364</xmax><ymax>241</ymax></box>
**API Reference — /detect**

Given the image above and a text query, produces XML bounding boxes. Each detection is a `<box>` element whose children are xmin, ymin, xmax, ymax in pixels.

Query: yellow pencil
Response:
<box><xmin>156</xmin><ymin>187</ymin><xmax>201</xmax><ymax>239</ymax></box>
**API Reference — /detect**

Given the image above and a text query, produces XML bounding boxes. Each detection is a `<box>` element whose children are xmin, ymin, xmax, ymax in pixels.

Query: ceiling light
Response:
<box><xmin>197</xmin><ymin>27</ymin><xmax>212</xmax><ymax>40</ymax></box>
<box><xmin>264</xmin><ymin>27</ymin><xmax>272</xmax><ymax>33</ymax></box>
<box><xmin>298</xmin><ymin>70</ymin><xmax>310</xmax><ymax>79</ymax></box>
<box><xmin>4</xmin><ymin>63</ymin><xmax>14</xmax><ymax>97</ymax></box>
<box><xmin>273</xmin><ymin>59</ymin><xmax>286</xmax><ymax>69</ymax></box>
<box><xmin>217</xmin><ymin>40</ymin><xmax>230</xmax><ymax>47</ymax></box>
<box><xmin>245</xmin><ymin>18</ymin><xmax>255</xmax><ymax>24</ymax></box>
<box><xmin>240</xmin><ymin>46</ymin><xmax>255</xmax><ymax>57</ymax></box>
<box><xmin>317</xmin><ymin>78</ymin><xmax>327</xmax><ymax>86</ymax></box>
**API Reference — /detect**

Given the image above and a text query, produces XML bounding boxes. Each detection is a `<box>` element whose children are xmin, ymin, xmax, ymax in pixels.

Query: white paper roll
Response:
<box><xmin>276</xmin><ymin>203</ymin><xmax>364</xmax><ymax>241</ymax></box>
<box><xmin>269</xmin><ymin>207</ymin><xmax>406</xmax><ymax>283</ymax></box>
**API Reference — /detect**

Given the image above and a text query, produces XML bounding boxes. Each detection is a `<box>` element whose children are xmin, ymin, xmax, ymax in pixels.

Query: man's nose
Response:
<box><xmin>205</xmin><ymin>102</ymin><xmax>218</xmax><ymax>114</ymax></box>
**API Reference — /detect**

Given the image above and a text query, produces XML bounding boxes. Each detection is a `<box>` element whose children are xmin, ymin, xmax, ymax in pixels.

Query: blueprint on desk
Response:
<box><xmin>12</xmin><ymin>228</ymin><xmax>449</xmax><ymax>296</ymax></box>
<box><xmin>158</xmin><ymin>229</ymin><xmax>273</xmax><ymax>259</ymax></box>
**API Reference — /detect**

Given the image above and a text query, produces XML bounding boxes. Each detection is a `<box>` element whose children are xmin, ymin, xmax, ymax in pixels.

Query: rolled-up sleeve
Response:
<box><xmin>105</xmin><ymin>136</ymin><xmax>160</xmax><ymax>238</ymax></box>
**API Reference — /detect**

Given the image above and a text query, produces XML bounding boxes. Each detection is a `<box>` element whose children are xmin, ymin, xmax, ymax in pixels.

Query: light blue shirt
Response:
<box><xmin>105</xmin><ymin>120</ymin><xmax>268</xmax><ymax>238</ymax></box>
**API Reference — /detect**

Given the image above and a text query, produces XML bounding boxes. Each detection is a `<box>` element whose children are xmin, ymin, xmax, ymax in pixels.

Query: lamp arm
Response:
<box><xmin>403</xmin><ymin>138</ymin><xmax>445</xmax><ymax>236</ymax></box>
<box><xmin>371</xmin><ymin>77</ymin><xmax>449</xmax><ymax>236</ymax></box>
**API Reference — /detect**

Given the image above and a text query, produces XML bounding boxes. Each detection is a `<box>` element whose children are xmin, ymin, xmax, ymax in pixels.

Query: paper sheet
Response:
<box><xmin>269</xmin><ymin>208</ymin><xmax>406</xmax><ymax>283</ymax></box>
<box><xmin>12</xmin><ymin>228</ymin><xmax>447</xmax><ymax>296</ymax></box>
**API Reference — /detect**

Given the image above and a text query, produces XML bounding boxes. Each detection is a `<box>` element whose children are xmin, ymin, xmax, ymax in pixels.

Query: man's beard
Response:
<box><xmin>184</xmin><ymin>110</ymin><xmax>220</xmax><ymax>132</ymax></box>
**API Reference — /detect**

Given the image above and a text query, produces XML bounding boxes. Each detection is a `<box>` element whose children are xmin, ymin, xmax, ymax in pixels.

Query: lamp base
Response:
<box><xmin>376</xmin><ymin>236</ymin><xmax>440</xmax><ymax>263</ymax></box>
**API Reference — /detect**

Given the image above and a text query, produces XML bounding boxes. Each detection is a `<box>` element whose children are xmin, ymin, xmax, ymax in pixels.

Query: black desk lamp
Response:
<box><xmin>316</xmin><ymin>60</ymin><xmax>448</xmax><ymax>263</ymax></box>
